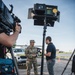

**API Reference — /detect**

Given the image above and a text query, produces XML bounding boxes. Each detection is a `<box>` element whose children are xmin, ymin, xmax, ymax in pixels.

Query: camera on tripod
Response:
<box><xmin>0</xmin><ymin>0</ymin><xmax>21</xmax><ymax>75</ymax></box>
<box><xmin>0</xmin><ymin>0</ymin><xmax>21</xmax><ymax>34</ymax></box>
<box><xmin>28</xmin><ymin>3</ymin><xmax>60</xmax><ymax>27</ymax></box>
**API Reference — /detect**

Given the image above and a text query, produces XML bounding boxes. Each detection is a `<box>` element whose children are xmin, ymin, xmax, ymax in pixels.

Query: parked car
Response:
<box><xmin>6</xmin><ymin>48</ymin><xmax>27</xmax><ymax>64</ymax></box>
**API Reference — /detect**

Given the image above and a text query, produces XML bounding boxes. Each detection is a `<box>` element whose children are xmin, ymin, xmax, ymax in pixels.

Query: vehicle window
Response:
<box><xmin>14</xmin><ymin>49</ymin><xmax>23</xmax><ymax>52</ymax></box>
<box><xmin>23</xmin><ymin>49</ymin><xmax>25</xmax><ymax>52</ymax></box>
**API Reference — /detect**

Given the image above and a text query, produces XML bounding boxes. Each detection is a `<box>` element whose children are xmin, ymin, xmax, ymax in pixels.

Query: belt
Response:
<box><xmin>47</xmin><ymin>59</ymin><xmax>55</xmax><ymax>61</ymax></box>
<box><xmin>28</xmin><ymin>57</ymin><xmax>36</xmax><ymax>59</ymax></box>
<box><xmin>27</xmin><ymin>58</ymin><xmax>36</xmax><ymax>61</ymax></box>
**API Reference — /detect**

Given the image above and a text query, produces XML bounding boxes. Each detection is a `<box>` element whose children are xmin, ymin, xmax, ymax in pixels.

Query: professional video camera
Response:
<box><xmin>28</xmin><ymin>3</ymin><xmax>60</xmax><ymax>27</ymax></box>
<box><xmin>0</xmin><ymin>0</ymin><xmax>21</xmax><ymax>75</ymax></box>
<box><xmin>0</xmin><ymin>0</ymin><xmax>21</xmax><ymax>34</ymax></box>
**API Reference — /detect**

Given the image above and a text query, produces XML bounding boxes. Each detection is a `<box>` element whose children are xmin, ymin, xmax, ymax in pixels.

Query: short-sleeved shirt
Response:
<box><xmin>46</xmin><ymin>43</ymin><xmax>56</xmax><ymax>60</ymax></box>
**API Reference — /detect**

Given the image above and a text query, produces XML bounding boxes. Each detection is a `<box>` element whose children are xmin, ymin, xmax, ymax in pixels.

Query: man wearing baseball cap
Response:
<box><xmin>25</xmin><ymin>40</ymin><xmax>38</xmax><ymax>75</ymax></box>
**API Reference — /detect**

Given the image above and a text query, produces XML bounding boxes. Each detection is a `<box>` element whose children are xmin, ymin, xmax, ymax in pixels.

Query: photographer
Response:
<box><xmin>0</xmin><ymin>23</ymin><xmax>21</xmax><ymax>58</ymax></box>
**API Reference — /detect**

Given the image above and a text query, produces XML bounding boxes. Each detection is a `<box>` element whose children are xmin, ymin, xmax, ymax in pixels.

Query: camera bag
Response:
<box><xmin>0</xmin><ymin>58</ymin><xmax>16</xmax><ymax>75</ymax></box>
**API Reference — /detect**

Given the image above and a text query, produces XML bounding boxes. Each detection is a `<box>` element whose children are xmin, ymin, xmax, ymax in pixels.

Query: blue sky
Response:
<box><xmin>3</xmin><ymin>0</ymin><xmax>75</xmax><ymax>52</ymax></box>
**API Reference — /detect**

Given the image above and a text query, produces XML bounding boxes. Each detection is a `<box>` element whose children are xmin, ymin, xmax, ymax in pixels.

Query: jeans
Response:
<box><xmin>47</xmin><ymin>59</ymin><xmax>55</xmax><ymax>75</ymax></box>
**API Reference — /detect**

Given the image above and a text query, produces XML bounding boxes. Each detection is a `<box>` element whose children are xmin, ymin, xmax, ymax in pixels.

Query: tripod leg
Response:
<box><xmin>9</xmin><ymin>48</ymin><xmax>20</xmax><ymax>75</ymax></box>
<box><xmin>61</xmin><ymin>50</ymin><xmax>75</xmax><ymax>75</ymax></box>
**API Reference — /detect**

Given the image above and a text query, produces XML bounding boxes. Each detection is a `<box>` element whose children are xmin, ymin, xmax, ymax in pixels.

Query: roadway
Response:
<box><xmin>19</xmin><ymin>58</ymin><xmax>72</xmax><ymax>75</ymax></box>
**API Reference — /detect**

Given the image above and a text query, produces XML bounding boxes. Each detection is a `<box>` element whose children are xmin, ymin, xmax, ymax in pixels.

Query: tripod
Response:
<box><xmin>8</xmin><ymin>47</ymin><xmax>20</xmax><ymax>75</ymax></box>
<box><xmin>61</xmin><ymin>49</ymin><xmax>75</xmax><ymax>75</ymax></box>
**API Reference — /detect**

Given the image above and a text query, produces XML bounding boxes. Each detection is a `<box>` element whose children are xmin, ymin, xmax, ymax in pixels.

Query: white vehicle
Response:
<box><xmin>6</xmin><ymin>48</ymin><xmax>27</xmax><ymax>64</ymax></box>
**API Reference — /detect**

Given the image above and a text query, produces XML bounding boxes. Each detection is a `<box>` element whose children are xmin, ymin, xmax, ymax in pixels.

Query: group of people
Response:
<box><xmin>0</xmin><ymin>23</ymin><xmax>56</xmax><ymax>75</ymax></box>
<box><xmin>25</xmin><ymin>36</ymin><xmax>56</xmax><ymax>75</ymax></box>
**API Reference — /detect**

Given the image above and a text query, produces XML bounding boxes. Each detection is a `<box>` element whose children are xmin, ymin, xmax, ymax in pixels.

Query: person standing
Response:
<box><xmin>44</xmin><ymin>36</ymin><xmax>56</xmax><ymax>75</ymax></box>
<box><xmin>25</xmin><ymin>40</ymin><xmax>38</xmax><ymax>75</ymax></box>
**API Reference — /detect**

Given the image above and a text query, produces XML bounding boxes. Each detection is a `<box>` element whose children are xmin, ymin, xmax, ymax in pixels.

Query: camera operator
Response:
<box><xmin>0</xmin><ymin>23</ymin><xmax>21</xmax><ymax>58</ymax></box>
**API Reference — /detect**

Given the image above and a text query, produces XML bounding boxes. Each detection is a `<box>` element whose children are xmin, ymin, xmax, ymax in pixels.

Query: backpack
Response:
<box><xmin>72</xmin><ymin>55</ymin><xmax>75</xmax><ymax>73</ymax></box>
<box><xmin>0</xmin><ymin>58</ymin><xmax>16</xmax><ymax>75</ymax></box>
